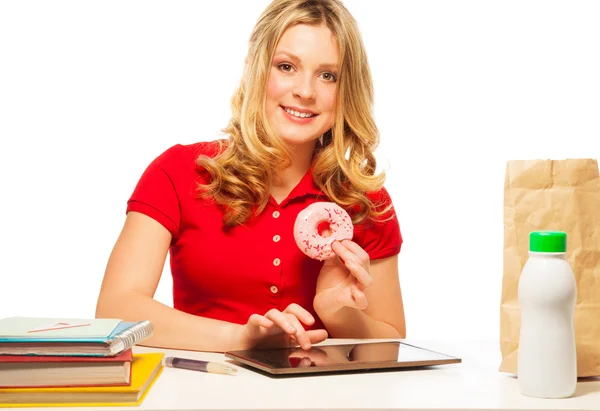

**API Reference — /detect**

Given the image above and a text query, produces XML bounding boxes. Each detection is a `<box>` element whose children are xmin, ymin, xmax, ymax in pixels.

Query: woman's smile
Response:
<box><xmin>280</xmin><ymin>106</ymin><xmax>319</xmax><ymax>124</ymax></box>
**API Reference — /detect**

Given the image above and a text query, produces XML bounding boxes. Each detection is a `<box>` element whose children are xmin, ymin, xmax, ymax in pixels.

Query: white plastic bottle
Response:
<box><xmin>517</xmin><ymin>230</ymin><xmax>577</xmax><ymax>398</ymax></box>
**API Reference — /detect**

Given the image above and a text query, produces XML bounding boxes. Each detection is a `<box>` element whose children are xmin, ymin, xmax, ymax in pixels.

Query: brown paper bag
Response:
<box><xmin>499</xmin><ymin>158</ymin><xmax>600</xmax><ymax>377</ymax></box>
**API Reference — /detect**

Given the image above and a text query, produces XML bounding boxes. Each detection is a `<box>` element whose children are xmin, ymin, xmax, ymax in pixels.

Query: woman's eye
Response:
<box><xmin>278</xmin><ymin>64</ymin><xmax>293</xmax><ymax>72</ymax></box>
<box><xmin>321</xmin><ymin>72</ymin><xmax>337</xmax><ymax>82</ymax></box>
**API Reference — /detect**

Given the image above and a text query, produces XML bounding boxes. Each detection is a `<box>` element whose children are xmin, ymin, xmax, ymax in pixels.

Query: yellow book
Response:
<box><xmin>0</xmin><ymin>352</ymin><xmax>164</xmax><ymax>407</ymax></box>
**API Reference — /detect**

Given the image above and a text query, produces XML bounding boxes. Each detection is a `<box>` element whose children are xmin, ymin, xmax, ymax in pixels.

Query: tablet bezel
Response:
<box><xmin>224</xmin><ymin>341</ymin><xmax>461</xmax><ymax>375</ymax></box>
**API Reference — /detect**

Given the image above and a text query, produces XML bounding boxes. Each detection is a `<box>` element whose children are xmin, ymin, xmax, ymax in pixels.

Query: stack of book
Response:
<box><xmin>0</xmin><ymin>317</ymin><xmax>163</xmax><ymax>407</ymax></box>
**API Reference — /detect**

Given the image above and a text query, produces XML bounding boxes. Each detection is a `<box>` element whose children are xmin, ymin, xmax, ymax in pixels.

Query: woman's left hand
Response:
<box><xmin>313</xmin><ymin>240</ymin><xmax>373</xmax><ymax>315</ymax></box>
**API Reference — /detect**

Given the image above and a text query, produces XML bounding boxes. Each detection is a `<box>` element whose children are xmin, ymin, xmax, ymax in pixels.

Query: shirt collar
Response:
<box><xmin>296</xmin><ymin>165</ymin><xmax>325</xmax><ymax>196</ymax></box>
<box><xmin>274</xmin><ymin>166</ymin><xmax>326</xmax><ymax>208</ymax></box>
<box><xmin>295</xmin><ymin>165</ymin><xmax>325</xmax><ymax>197</ymax></box>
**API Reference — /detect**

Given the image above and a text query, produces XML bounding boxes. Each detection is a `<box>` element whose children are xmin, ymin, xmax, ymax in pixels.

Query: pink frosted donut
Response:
<box><xmin>293</xmin><ymin>202</ymin><xmax>354</xmax><ymax>260</ymax></box>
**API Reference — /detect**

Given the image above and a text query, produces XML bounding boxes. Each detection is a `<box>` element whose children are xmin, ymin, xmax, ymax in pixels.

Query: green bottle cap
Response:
<box><xmin>529</xmin><ymin>231</ymin><xmax>567</xmax><ymax>253</ymax></box>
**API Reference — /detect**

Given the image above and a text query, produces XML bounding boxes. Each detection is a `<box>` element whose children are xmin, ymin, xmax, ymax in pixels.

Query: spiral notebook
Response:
<box><xmin>0</xmin><ymin>317</ymin><xmax>154</xmax><ymax>356</ymax></box>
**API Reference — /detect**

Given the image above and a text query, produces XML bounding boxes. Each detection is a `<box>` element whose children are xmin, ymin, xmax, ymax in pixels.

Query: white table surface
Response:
<box><xmin>23</xmin><ymin>339</ymin><xmax>600</xmax><ymax>411</ymax></box>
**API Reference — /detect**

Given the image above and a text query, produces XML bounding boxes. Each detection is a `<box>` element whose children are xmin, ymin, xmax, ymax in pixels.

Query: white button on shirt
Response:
<box><xmin>272</xmin><ymin>211</ymin><xmax>280</xmax><ymax>218</ymax></box>
<box><xmin>270</xmin><ymin>285</ymin><xmax>278</xmax><ymax>294</ymax></box>
<box><xmin>273</xmin><ymin>235</ymin><xmax>281</xmax><ymax>242</ymax></box>
<box><xmin>273</xmin><ymin>258</ymin><xmax>281</xmax><ymax>266</ymax></box>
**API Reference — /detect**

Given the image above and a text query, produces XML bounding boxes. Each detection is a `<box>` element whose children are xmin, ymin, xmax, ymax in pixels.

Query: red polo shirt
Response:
<box><xmin>126</xmin><ymin>141</ymin><xmax>402</xmax><ymax>331</ymax></box>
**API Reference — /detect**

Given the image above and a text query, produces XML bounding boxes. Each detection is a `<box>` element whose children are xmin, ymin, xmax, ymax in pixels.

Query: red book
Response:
<box><xmin>0</xmin><ymin>349</ymin><xmax>132</xmax><ymax>388</ymax></box>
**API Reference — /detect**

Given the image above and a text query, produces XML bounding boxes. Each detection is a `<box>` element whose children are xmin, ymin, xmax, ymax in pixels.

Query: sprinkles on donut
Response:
<box><xmin>293</xmin><ymin>202</ymin><xmax>354</xmax><ymax>260</ymax></box>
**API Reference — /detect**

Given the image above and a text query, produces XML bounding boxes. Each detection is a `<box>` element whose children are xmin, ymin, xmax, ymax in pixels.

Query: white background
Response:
<box><xmin>0</xmin><ymin>1</ymin><xmax>598</xmax><ymax>341</ymax></box>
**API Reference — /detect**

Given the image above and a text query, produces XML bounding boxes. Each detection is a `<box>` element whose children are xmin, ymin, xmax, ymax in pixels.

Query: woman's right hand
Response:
<box><xmin>233</xmin><ymin>303</ymin><xmax>328</xmax><ymax>351</ymax></box>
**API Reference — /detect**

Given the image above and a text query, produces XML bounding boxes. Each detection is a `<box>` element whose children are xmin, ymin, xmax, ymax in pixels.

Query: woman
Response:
<box><xmin>96</xmin><ymin>0</ymin><xmax>406</xmax><ymax>352</ymax></box>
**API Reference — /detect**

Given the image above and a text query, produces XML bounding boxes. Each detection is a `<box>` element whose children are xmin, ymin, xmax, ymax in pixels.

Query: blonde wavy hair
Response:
<box><xmin>197</xmin><ymin>0</ymin><xmax>391</xmax><ymax>228</ymax></box>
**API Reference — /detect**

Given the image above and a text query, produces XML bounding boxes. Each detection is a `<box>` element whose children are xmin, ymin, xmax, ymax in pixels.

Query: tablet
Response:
<box><xmin>224</xmin><ymin>341</ymin><xmax>461</xmax><ymax>375</ymax></box>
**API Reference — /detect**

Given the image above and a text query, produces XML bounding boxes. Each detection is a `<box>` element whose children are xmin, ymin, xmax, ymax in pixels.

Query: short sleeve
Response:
<box><xmin>353</xmin><ymin>187</ymin><xmax>403</xmax><ymax>261</ymax></box>
<box><xmin>126</xmin><ymin>145</ymin><xmax>183</xmax><ymax>239</ymax></box>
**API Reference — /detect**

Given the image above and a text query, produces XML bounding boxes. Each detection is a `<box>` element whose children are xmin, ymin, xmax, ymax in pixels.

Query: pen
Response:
<box><xmin>164</xmin><ymin>356</ymin><xmax>237</xmax><ymax>375</ymax></box>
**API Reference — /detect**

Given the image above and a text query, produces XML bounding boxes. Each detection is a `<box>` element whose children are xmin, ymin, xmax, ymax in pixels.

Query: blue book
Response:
<box><xmin>0</xmin><ymin>317</ymin><xmax>153</xmax><ymax>356</ymax></box>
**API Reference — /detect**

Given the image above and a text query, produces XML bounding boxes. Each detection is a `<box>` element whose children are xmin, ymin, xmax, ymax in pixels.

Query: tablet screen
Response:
<box><xmin>225</xmin><ymin>341</ymin><xmax>461</xmax><ymax>375</ymax></box>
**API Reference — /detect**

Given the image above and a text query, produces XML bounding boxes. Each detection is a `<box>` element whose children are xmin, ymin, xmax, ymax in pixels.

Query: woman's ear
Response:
<box><xmin>242</xmin><ymin>56</ymin><xmax>251</xmax><ymax>77</ymax></box>
<box><xmin>240</xmin><ymin>57</ymin><xmax>249</xmax><ymax>82</ymax></box>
